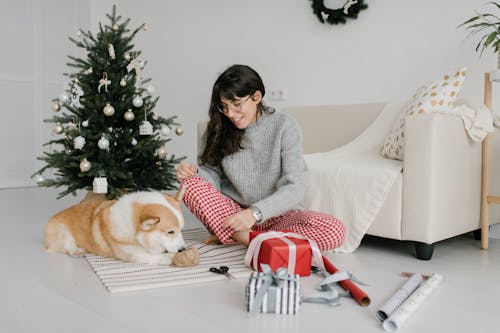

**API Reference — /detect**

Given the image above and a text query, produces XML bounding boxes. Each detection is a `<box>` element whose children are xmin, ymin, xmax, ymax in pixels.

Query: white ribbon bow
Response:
<box><xmin>244</xmin><ymin>231</ymin><xmax>325</xmax><ymax>275</ymax></box>
<box><xmin>98</xmin><ymin>73</ymin><xmax>111</xmax><ymax>93</ymax></box>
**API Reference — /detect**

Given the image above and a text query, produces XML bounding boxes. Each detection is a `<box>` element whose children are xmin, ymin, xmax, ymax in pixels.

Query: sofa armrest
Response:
<box><xmin>402</xmin><ymin>113</ymin><xmax>482</xmax><ymax>243</ymax></box>
<box><xmin>284</xmin><ymin>103</ymin><xmax>386</xmax><ymax>154</ymax></box>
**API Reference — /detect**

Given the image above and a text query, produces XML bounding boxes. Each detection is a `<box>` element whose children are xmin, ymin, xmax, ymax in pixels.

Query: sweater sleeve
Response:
<box><xmin>252</xmin><ymin>118</ymin><xmax>308</xmax><ymax>221</ymax></box>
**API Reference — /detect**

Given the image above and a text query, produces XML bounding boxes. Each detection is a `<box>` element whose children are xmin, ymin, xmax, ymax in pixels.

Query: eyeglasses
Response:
<box><xmin>217</xmin><ymin>94</ymin><xmax>252</xmax><ymax>115</ymax></box>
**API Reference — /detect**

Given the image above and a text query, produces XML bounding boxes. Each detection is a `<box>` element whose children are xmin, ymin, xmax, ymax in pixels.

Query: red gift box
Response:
<box><xmin>246</xmin><ymin>231</ymin><xmax>313</xmax><ymax>276</ymax></box>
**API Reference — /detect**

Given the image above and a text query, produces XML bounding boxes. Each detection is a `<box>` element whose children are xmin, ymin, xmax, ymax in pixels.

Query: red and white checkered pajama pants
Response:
<box><xmin>182</xmin><ymin>176</ymin><xmax>345</xmax><ymax>251</ymax></box>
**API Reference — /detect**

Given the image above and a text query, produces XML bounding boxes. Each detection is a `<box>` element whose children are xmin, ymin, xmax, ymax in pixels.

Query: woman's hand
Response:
<box><xmin>223</xmin><ymin>209</ymin><xmax>257</xmax><ymax>232</ymax></box>
<box><xmin>176</xmin><ymin>162</ymin><xmax>198</xmax><ymax>182</ymax></box>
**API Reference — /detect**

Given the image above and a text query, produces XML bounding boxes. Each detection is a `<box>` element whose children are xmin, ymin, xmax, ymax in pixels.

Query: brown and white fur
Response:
<box><xmin>45</xmin><ymin>188</ymin><xmax>186</xmax><ymax>265</ymax></box>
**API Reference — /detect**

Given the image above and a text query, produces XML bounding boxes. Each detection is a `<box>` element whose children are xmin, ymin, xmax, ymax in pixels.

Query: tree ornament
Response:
<box><xmin>133</xmin><ymin>96</ymin><xmax>143</xmax><ymax>108</ymax></box>
<box><xmin>73</xmin><ymin>136</ymin><xmax>86</xmax><ymax>150</ymax></box>
<box><xmin>108</xmin><ymin>43</ymin><xmax>116</xmax><ymax>60</ymax></box>
<box><xmin>93</xmin><ymin>176</ymin><xmax>108</xmax><ymax>194</ymax></box>
<box><xmin>52</xmin><ymin>123</ymin><xmax>64</xmax><ymax>134</ymax></box>
<box><xmin>52</xmin><ymin>100</ymin><xmax>61</xmax><ymax>112</ymax></box>
<box><xmin>34</xmin><ymin>174</ymin><xmax>45</xmax><ymax>183</ymax></box>
<box><xmin>139</xmin><ymin>121</ymin><xmax>153</xmax><ymax>135</ymax></box>
<box><xmin>108</xmin><ymin>127</ymin><xmax>113</xmax><ymax>132</ymax></box>
<box><xmin>146</xmin><ymin>84</ymin><xmax>156</xmax><ymax>95</ymax></box>
<box><xmin>131</xmin><ymin>138</ymin><xmax>138</xmax><ymax>146</ymax></box>
<box><xmin>156</xmin><ymin>147</ymin><xmax>167</xmax><ymax>158</ymax></box>
<box><xmin>143</xmin><ymin>24</ymin><xmax>149</xmax><ymax>31</ymax></box>
<box><xmin>124</xmin><ymin>52</ymin><xmax>131</xmax><ymax>61</ymax></box>
<box><xmin>59</xmin><ymin>92</ymin><xmax>70</xmax><ymax>104</ymax></box>
<box><xmin>152</xmin><ymin>112</ymin><xmax>159</xmax><ymax>120</ymax></box>
<box><xmin>120</xmin><ymin>78</ymin><xmax>127</xmax><ymax>87</ymax></box>
<box><xmin>98</xmin><ymin>136</ymin><xmax>110</xmax><ymax>149</ymax></box>
<box><xmin>82</xmin><ymin>120</ymin><xmax>89</xmax><ymax>127</ymax></box>
<box><xmin>175</xmin><ymin>126</ymin><xmax>184</xmax><ymax>136</ymax></box>
<box><xmin>112</xmin><ymin>24</ymin><xmax>119</xmax><ymax>31</ymax></box>
<box><xmin>65</xmin><ymin>149</ymin><xmax>72</xmax><ymax>155</ymax></box>
<box><xmin>67</xmin><ymin>122</ymin><xmax>78</xmax><ymax>130</ymax></box>
<box><xmin>124</xmin><ymin>109</ymin><xmax>135</xmax><ymax>121</ymax></box>
<box><xmin>69</xmin><ymin>82</ymin><xmax>84</xmax><ymax>108</ymax></box>
<box><xmin>85</xmin><ymin>67</ymin><xmax>93</xmax><ymax>75</ymax></box>
<box><xmin>103</xmin><ymin>103</ymin><xmax>115</xmax><ymax>116</ymax></box>
<box><xmin>160</xmin><ymin>125</ymin><xmax>171</xmax><ymax>136</ymax></box>
<box><xmin>79</xmin><ymin>158</ymin><xmax>91</xmax><ymax>172</ymax></box>
<box><xmin>98</xmin><ymin>72</ymin><xmax>111</xmax><ymax>93</ymax></box>
<box><xmin>309</xmin><ymin>0</ymin><xmax>368</xmax><ymax>25</ymax></box>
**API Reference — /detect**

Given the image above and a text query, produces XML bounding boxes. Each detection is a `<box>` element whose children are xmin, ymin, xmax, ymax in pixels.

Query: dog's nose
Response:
<box><xmin>177</xmin><ymin>247</ymin><xmax>186</xmax><ymax>253</ymax></box>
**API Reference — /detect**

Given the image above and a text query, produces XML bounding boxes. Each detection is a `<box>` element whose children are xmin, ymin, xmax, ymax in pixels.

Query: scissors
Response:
<box><xmin>209</xmin><ymin>266</ymin><xmax>236</xmax><ymax>279</ymax></box>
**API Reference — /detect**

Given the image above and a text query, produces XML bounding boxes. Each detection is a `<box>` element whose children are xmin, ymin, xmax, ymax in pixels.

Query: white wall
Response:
<box><xmin>0</xmin><ymin>0</ymin><xmax>90</xmax><ymax>188</ymax></box>
<box><xmin>89</xmin><ymin>0</ymin><xmax>496</xmax><ymax>164</ymax></box>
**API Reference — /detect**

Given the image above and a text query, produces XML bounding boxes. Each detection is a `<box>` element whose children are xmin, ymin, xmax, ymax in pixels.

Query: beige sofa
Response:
<box><xmin>284</xmin><ymin>102</ymin><xmax>498</xmax><ymax>259</ymax></box>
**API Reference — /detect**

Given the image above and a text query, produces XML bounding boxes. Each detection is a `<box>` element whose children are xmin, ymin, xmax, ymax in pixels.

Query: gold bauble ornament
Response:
<box><xmin>175</xmin><ymin>126</ymin><xmax>184</xmax><ymax>136</ymax></box>
<box><xmin>52</xmin><ymin>101</ymin><xmax>61</xmax><ymax>112</ymax></box>
<box><xmin>52</xmin><ymin>123</ymin><xmax>64</xmax><ymax>134</ymax></box>
<box><xmin>103</xmin><ymin>103</ymin><xmax>115</xmax><ymax>117</ymax></box>
<box><xmin>120</xmin><ymin>78</ymin><xmax>127</xmax><ymax>87</ymax></box>
<box><xmin>156</xmin><ymin>147</ymin><xmax>167</xmax><ymax>158</ymax></box>
<box><xmin>124</xmin><ymin>110</ymin><xmax>135</xmax><ymax>121</ymax></box>
<box><xmin>79</xmin><ymin>158</ymin><xmax>91</xmax><ymax>172</ymax></box>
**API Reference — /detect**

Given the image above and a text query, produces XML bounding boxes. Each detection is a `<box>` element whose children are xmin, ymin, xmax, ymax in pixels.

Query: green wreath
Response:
<box><xmin>310</xmin><ymin>0</ymin><xmax>368</xmax><ymax>25</ymax></box>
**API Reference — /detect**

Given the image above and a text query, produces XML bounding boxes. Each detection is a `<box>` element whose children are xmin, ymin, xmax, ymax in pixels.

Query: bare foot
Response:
<box><xmin>204</xmin><ymin>234</ymin><xmax>221</xmax><ymax>245</ymax></box>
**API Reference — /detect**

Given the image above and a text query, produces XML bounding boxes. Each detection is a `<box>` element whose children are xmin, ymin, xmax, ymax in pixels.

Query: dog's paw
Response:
<box><xmin>69</xmin><ymin>247</ymin><xmax>86</xmax><ymax>257</ymax></box>
<box><xmin>172</xmin><ymin>248</ymin><xmax>200</xmax><ymax>267</ymax></box>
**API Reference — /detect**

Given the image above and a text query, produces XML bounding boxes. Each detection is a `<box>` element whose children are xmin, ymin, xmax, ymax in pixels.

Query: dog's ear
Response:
<box><xmin>172</xmin><ymin>185</ymin><xmax>186</xmax><ymax>202</ymax></box>
<box><xmin>141</xmin><ymin>216</ymin><xmax>160</xmax><ymax>231</ymax></box>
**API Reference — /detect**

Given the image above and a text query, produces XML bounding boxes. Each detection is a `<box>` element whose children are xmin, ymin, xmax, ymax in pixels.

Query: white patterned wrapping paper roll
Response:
<box><xmin>376</xmin><ymin>274</ymin><xmax>424</xmax><ymax>321</ymax></box>
<box><xmin>382</xmin><ymin>273</ymin><xmax>443</xmax><ymax>332</ymax></box>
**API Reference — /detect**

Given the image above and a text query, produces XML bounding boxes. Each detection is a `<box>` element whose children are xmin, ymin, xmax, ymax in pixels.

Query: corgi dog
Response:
<box><xmin>45</xmin><ymin>188</ymin><xmax>187</xmax><ymax>265</ymax></box>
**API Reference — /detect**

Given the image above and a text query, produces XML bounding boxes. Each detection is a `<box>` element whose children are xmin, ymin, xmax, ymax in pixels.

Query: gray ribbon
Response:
<box><xmin>250</xmin><ymin>264</ymin><xmax>296</xmax><ymax>313</ymax></box>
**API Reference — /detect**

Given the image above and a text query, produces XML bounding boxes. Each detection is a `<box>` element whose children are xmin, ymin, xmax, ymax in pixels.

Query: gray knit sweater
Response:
<box><xmin>197</xmin><ymin>110</ymin><xmax>308</xmax><ymax>222</ymax></box>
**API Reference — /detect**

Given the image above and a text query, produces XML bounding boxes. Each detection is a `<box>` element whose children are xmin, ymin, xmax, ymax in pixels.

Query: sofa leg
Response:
<box><xmin>414</xmin><ymin>242</ymin><xmax>434</xmax><ymax>260</ymax></box>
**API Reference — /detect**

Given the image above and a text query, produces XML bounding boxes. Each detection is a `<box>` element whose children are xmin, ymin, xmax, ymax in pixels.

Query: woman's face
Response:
<box><xmin>218</xmin><ymin>91</ymin><xmax>262</xmax><ymax>129</ymax></box>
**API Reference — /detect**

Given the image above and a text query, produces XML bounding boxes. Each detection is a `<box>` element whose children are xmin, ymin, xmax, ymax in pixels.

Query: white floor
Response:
<box><xmin>1</xmin><ymin>187</ymin><xmax>499</xmax><ymax>333</ymax></box>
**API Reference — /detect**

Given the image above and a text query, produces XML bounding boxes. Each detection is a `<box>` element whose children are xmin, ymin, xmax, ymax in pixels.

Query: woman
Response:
<box><xmin>176</xmin><ymin>64</ymin><xmax>345</xmax><ymax>251</ymax></box>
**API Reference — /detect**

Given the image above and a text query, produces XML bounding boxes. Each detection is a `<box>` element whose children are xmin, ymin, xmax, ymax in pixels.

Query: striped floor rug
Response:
<box><xmin>85</xmin><ymin>228</ymin><xmax>254</xmax><ymax>293</ymax></box>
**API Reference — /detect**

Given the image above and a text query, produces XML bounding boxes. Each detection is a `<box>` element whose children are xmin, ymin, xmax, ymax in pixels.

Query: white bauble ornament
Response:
<box><xmin>79</xmin><ymin>158</ymin><xmax>91</xmax><ymax>172</ymax></box>
<box><xmin>120</xmin><ymin>78</ymin><xmax>127</xmax><ymax>87</ymax></box>
<box><xmin>124</xmin><ymin>110</ymin><xmax>135</xmax><ymax>121</ymax></box>
<box><xmin>175</xmin><ymin>126</ymin><xmax>184</xmax><ymax>136</ymax></box>
<box><xmin>108</xmin><ymin>127</ymin><xmax>113</xmax><ymax>133</ymax></box>
<box><xmin>156</xmin><ymin>147</ymin><xmax>167</xmax><ymax>158</ymax></box>
<box><xmin>52</xmin><ymin>123</ymin><xmax>64</xmax><ymax>134</ymax></box>
<box><xmin>146</xmin><ymin>84</ymin><xmax>156</xmax><ymax>95</ymax></box>
<box><xmin>85</xmin><ymin>67</ymin><xmax>93</xmax><ymax>75</ymax></box>
<box><xmin>124</xmin><ymin>53</ymin><xmax>131</xmax><ymax>61</ymax></box>
<box><xmin>82</xmin><ymin>120</ymin><xmax>89</xmax><ymax>127</ymax></box>
<box><xmin>131</xmin><ymin>138</ymin><xmax>138</xmax><ymax>146</ymax></box>
<box><xmin>133</xmin><ymin>96</ymin><xmax>143</xmax><ymax>108</ymax></box>
<box><xmin>59</xmin><ymin>93</ymin><xmax>70</xmax><ymax>104</ymax></box>
<box><xmin>98</xmin><ymin>137</ymin><xmax>110</xmax><ymax>150</ymax></box>
<box><xmin>52</xmin><ymin>101</ymin><xmax>61</xmax><ymax>112</ymax></box>
<box><xmin>34</xmin><ymin>174</ymin><xmax>45</xmax><ymax>184</ymax></box>
<box><xmin>73</xmin><ymin>136</ymin><xmax>86</xmax><ymax>150</ymax></box>
<box><xmin>112</xmin><ymin>24</ymin><xmax>119</xmax><ymax>31</ymax></box>
<box><xmin>103</xmin><ymin>103</ymin><xmax>115</xmax><ymax>116</ymax></box>
<box><xmin>160</xmin><ymin>125</ymin><xmax>171</xmax><ymax>136</ymax></box>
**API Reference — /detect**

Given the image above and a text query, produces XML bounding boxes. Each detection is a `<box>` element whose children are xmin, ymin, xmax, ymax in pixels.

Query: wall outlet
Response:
<box><xmin>268</xmin><ymin>88</ymin><xmax>287</xmax><ymax>101</ymax></box>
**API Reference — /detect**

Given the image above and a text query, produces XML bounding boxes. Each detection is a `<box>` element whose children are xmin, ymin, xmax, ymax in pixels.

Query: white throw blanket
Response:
<box><xmin>303</xmin><ymin>102</ymin><xmax>405</xmax><ymax>252</ymax></box>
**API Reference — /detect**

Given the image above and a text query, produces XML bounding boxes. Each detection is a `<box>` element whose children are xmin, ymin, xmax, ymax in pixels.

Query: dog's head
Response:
<box><xmin>109</xmin><ymin>187</ymin><xmax>186</xmax><ymax>255</ymax></box>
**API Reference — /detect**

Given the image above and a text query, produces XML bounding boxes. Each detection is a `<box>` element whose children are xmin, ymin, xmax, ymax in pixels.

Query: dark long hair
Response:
<box><xmin>200</xmin><ymin>64</ymin><xmax>273</xmax><ymax>166</ymax></box>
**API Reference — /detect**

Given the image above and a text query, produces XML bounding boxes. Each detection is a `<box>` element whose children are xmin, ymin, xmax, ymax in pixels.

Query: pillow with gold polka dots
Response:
<box><xmin>381</xmin><ymin>67</ymin><xmax>467</xmax><ymax>160</ymax></box>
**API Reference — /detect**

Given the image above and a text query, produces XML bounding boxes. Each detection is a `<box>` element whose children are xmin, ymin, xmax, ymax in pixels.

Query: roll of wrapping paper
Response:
<box><xmin>382</xmin><ymin>273</ymin><xmax>442</xmax><ymax>332</ymax></box>
<box><xmin>376</xmin><ymin>274</ymin><xmax>424</xmax><ymax>321</ymax></box>
<box><xmin>322</xmin><ymin>256</ymin><xmax>370</xmax><ymax>306</ymax></box>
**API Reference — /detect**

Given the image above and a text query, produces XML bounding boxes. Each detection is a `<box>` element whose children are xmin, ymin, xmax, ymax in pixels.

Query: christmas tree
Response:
<box><xmin>33</xmin><ymin>6</ymin><xmax>184</xmax><ymax>199</ymax></box>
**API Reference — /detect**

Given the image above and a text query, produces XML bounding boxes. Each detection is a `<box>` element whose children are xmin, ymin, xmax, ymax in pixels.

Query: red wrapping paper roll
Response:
<box><xmin>322</xmin><ymin>256</ymin><xmax>371</xmax><ymax>307</ymax></box>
